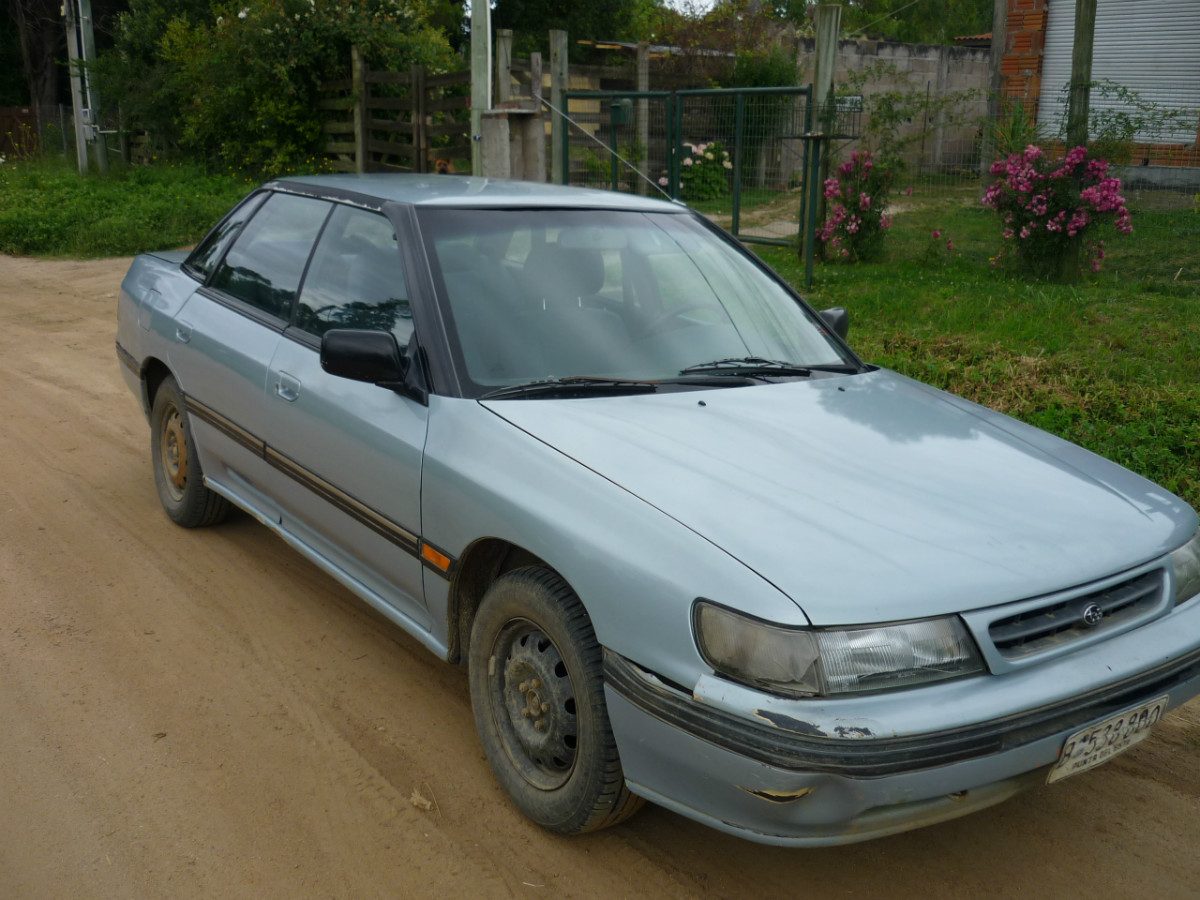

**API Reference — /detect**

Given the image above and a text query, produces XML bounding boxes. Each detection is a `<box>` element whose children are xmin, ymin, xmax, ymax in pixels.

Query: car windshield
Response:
<box><xmin>418</xmin><ymin>208</ymin><xmax>854</xmax><ymax>396</ymax></box>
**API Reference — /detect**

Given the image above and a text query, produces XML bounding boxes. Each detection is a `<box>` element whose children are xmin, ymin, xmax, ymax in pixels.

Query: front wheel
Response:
<box><xmin>468</xmin><ymin>566</ymin><xmax>644</xmax><ymax>834</ymax></box>
<box><xmin>150</xmin><ymin>376</ymin><xmax>231</xmax><ymax>528</ymax></box>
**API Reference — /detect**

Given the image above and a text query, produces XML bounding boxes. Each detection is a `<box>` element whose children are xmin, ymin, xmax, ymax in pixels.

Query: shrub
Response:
<box><xmin>982</xmin><ymin>144</ymin><xmax>1132</xmax><ymax>280</ymax></box>
<box><xmin>679</xmin><ymin>141</ymin><xmax>732</xmax><ymax>201</ymax></box>
<box><xmin>100</xmin><ymin>0</ymin><xmax>455</xmax><ymax>177</ymax></box>
<box><xmin>0</xmin><ymin>157</ymin><xmax>252</xmax><ymax>257</ymax></box>
<box><xmin>817</xmin><ymin>150</ymin><xmax>894</xmax><ymax>262</ymax></box>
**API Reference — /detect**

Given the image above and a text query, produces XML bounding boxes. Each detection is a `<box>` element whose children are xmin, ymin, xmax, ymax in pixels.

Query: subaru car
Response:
<box><xmin>115</xmin><ymin>175</ymin><xmax>1200</xmax><ymax>845</ymax></box>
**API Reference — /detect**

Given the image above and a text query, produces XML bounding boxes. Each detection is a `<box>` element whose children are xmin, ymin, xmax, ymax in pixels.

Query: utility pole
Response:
<box><xmin>980</xmin><ymin>0</ymin><xmax>1007</xmax><ymax>176</ymax></box>
<box><xmin>469</xmin><ymin>0</ymin><xmax>492</xmax><ymax>176</ymax></box>
<box><xmin>1065</xmin><ymin>0</ymin><xmax>1097</xmax><ymax>147</ymax></box>
<box><xmin>63</xmin><ymin>0</ymin><xmax>89</xmax><ymax>174</ymax></box>
<box><xmin>78</xmin><ymin>0</ymin><xmax>107</xmax><ymax>173</ymax></box>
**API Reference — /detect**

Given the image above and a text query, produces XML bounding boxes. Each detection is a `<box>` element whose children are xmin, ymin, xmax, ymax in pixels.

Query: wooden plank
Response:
<box><xmin>319</xmin><ymin>78</ymin><xmax>352</xmax><ymax>93</ymax></box>
<box><xmin>366</xmin><ymin>70</ymin><xmax>410</xmax><ymax>85</ymax></box>
<box><xmin>368</xmin><ymin>139</ymin><xmax>415</xmax><ymax>158</ymax></box>
<box><xmin>326</xmin><ymin>158</ymin><xmax>357</xmax><ymax>172</ymax></box>
<box><xmin>424</xmin><ymin>70</ymin><xmax>470</xmax><ymax>88</ymax></box>
<box><xmin>322</xmin><ymin>121</ymin><xmax>355</xmax><ymax>134</ymax></box>
<box><xmin>425</xmin><ymin>95</ymin><xmax>469</xmax><ymax>113</ymax></box>
<box><xmin>325</xmin><ymin>141</ymin><xmax>358</xmax><ymax>154</ymax></box>
<box><xmin>367</xmin><ymin>118</ymin><xmax>415</xmax><ymax>134</ymax></box>
<box><xmin>318</xmin><ymin>98</ymin><xmax>354</xmax><ymax>110</ymax></box>
<box><xmin>368</xmin><ymin>96</ymin><xmax>412</xmax><ymax>111</ymax></box>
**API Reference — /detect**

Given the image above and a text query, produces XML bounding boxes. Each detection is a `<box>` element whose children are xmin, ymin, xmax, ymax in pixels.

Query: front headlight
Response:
<box><xmin>694</xmin><ymin>601</ymin><xmax>984</xmax><ymax>697</ymax></box>
<box><xmin>1170</xmin><ymin>531</ymin><xmax>1200</xmax><ymax>606</ymax></box>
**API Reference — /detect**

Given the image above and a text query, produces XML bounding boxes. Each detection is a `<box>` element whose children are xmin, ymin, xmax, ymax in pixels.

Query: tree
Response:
<box><xmin>6</xmin><ymin>0</ymin><xmax>63</xmax><ymax>111</ymax></box>
<box><xmin>774</xmin><ymin>0</ymin><xmax>993</xmax><ymax>46</ymax></box>
<box><xmin>492</xmin><ymin>0</ymin><xmax>658</xmax><ymax>56</ymax></box>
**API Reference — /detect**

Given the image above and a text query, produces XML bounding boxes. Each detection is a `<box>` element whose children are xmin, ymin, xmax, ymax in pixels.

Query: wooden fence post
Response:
<box><xmin>497</xmin><ymin>29</ymin><xmax>513</xmax><ymax>104</ymax></box>
<box><xmin>549</xmin><ymin>30</ymin><xmax>568</xmax><ymax>184</ymax></box>
<box><xmin>411</xmin><ymin>64</ymin><xmax>427</xmax><ymax>173</ymax></box>
<box><xmin>351</xmin><ymin>45</ymin><xmax>367</xmax><ymax>173</ymax></box>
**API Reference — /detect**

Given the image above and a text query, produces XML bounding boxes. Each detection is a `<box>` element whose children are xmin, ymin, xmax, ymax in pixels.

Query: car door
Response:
<box><xmin>172</xmin><ymin>190</ymin><xmax>332</xmax><ymax>521</ymax></box>
<box><xmin>259</xmin><ymin>203</ymin><xmax>430</xmax><ymax>627</ymax></box>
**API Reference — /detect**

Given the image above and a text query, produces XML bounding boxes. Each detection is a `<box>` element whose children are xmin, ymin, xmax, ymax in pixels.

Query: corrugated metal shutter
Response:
<box><xmin>1038</xmin><ymin>0</ymin><xmax>1200</xmax><ymax>143</ymax></box>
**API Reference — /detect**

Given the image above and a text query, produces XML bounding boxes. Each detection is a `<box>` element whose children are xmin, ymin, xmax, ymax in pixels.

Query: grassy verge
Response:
<box><xmin>0</xmin><ymin>158</ymin><xmax>253</xmax><ymax>257</ymax></box>
<box><xmin>759</xmin><ymin>193</ymin><xmax>1200</xmax><ymax>510</ymax></box>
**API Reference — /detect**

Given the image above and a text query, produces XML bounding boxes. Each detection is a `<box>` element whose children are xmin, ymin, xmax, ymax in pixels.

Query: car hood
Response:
<box><xmin>482</xmin><ymin>370</ymin><xmax>1196</xmax><ymax>625</ymax></box>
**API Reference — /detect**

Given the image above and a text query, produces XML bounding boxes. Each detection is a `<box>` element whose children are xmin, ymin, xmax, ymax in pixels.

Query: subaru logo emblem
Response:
<box><xmin>1081</xmin><ymin>603</ymin><xmax>1104</xmax><ymax>627</ymax></box>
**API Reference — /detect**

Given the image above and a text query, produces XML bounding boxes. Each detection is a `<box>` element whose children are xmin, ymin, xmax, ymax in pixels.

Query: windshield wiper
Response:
<box><xmin>479</xmin><ymin>376</ymin><xmax>659</xmax><ymax>400</ymax></box>
<box><xmin>680</xmin><ymin>357</ymin><xmax>815</xmax><ymax>377</ymax></box>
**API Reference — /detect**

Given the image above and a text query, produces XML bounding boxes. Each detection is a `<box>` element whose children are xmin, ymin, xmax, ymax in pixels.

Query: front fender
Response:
<box><xmin>420</xmin><ymin>396</ymin><xmax>807</xmax><ymax>688</ymax></box>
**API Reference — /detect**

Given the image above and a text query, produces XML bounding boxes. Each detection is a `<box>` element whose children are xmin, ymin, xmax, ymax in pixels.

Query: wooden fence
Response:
<box><xmin>319</xmin><ymin>47</ymin><xmax>471</xmax><ymax>174</ymax></box>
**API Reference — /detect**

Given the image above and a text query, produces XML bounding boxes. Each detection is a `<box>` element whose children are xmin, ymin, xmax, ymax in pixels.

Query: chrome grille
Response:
<box><xmin>988</xmin><ymin>570</ymin><xmax>1164</xmax><ymax>659</ymax></box>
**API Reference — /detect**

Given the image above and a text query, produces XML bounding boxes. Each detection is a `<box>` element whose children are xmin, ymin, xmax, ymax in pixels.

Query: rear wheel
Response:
<box><xmin>150</xmin><ymin>376</ymin><xmax>230</xmax><ymax>528</ymax></box>
<box><xmin>468</xmin><ymin>566</ymin><xmax>644</xmax><ymax>834</ymax></box>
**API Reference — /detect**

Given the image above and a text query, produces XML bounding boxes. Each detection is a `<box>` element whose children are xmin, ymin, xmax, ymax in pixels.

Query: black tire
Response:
<box><xmin>468</xmin><ymin>566</ymin><xmax>645</xmax><ymax>834</ymax></box>
<box><xmin>150</xmin><ymin>376</ymin><xmax>231</xmax><ymax>528</ymax></box>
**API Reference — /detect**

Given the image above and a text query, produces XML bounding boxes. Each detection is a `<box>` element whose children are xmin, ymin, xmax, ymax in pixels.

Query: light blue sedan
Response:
<box><xmin>116</xmin><ymin>175</ymin><xmax>1200</xmax><ymax>845</ymax></box>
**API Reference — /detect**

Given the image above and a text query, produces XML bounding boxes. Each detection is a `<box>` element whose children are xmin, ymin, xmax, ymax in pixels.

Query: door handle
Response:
<box><xmin>174</xmin><ymin>321</ymin><xmax>192</xmax><ymax>344</ymax></box>
<box><xmin>275</xmin><ymin>372</ymin><xmax>301</xmax><ymax>402</ymax></box>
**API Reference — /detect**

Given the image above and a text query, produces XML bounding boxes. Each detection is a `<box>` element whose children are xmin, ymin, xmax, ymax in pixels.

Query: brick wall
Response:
<box><xmin>999</xmin><ymin>0</ymin><xmax>1049</xmax><ymax>112</ymax></box>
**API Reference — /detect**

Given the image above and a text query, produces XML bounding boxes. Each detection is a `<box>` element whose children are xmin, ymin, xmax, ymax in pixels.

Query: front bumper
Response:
<box><xmin>605</xmin><ymin>604</ymin><xmax>1200</xmax><ymax>846</ymax></box>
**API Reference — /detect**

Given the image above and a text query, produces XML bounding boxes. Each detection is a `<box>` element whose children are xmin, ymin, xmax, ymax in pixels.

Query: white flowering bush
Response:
<box><xmin>679</xmin><ymin>140</ymin><xmax>732</xmax><ymax>201</ymax></box>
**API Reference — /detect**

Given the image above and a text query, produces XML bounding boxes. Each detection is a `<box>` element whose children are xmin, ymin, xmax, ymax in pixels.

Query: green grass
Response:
<box><xmin>0</xmin><ymin>157</ymin><xmax>253</xmax><ymax>257</ymax></box>
<box><xmin>759</xmin><ymin>192</ymin><xmax>1200</xmax><ymax>511</ymax></box>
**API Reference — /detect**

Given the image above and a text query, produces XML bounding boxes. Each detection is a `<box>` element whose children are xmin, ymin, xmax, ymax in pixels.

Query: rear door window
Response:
<box><xmin>294</xmin><ymin>205</ymin><xmax>412</xmax><ymax>341</ymax></box>
<box><xmin>210</xmin><ymin>192</ymin><xmax>331</xmax><ymax>321</ymax></box>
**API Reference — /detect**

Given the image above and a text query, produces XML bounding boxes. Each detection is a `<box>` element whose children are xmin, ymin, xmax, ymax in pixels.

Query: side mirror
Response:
<box><xmin>320</xmin><ymin>329</ymin><xmax>408</xmax><ymax>387</ymax></box>
<box><xmin>819</xmin><ymin>306</ymin><xmax>850</xmax><ymax>341</ymax></box>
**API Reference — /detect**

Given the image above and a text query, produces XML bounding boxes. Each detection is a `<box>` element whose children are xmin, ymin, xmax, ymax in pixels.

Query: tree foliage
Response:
<box><xmin>96</xmin><ymin>0</ymin><xmax>455</xmax><ymax>176</ymax></box>
<box><xmin>816</xmin><ymin>0</ymin><xmax>993</xmax><ymax>45</ymax></box>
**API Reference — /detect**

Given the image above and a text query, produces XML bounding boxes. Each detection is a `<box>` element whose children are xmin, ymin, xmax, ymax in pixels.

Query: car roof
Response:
<box><xmin>270</xmin><ymin>173</ymin><xmax>683</xmax><ymax>212</ymax></box>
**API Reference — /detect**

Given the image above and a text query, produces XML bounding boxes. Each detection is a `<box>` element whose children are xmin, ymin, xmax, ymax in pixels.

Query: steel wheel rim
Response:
<box><xmin>488</xmin><ymin>617</ymin><xmax>579</xmax><ymax>791</ymax></box>
<box><xmin>159</xmin><ymin>403</ymin><xmax>188</xmax><ymax>502</ymax></box>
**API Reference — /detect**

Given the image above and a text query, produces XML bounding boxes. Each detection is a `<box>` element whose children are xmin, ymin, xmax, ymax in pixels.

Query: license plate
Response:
<box><xmin>1047</xmin><ymin>696</ymin><xmax>1168</xmax><ymax>784</ymax></box>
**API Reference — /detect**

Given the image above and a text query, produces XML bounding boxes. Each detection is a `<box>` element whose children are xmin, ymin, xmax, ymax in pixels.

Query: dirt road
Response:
<box><xmin>1</xmin><ymin>254</ymin><xmax>1198</xmax><ymax>899</ymax></box>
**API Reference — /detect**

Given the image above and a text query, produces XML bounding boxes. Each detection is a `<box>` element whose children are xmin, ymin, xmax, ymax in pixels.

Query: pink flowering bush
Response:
<box><xmin>679</xmin><ymin>141</ymin><xmax>733</xmax><ymax>201</ymax></box>
<box><xmin>818</xmin><ymin>150</ymin><xmax>894</xmax><ymax>262</ymax></box>
<box><xmin>982</xmin><ymin>144</ymin><xmax>1132</xmax><ymax>279</ymax></box>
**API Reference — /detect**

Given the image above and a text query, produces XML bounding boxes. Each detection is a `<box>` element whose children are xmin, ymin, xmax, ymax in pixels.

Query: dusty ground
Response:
<box><xmin>1</xmin><ymin>253</ymin><xmax>1198</xmax><ymax>899</ymax></box>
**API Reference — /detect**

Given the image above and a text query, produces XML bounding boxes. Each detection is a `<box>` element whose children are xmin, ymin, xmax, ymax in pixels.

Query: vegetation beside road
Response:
<box><xmin>0</xmin><ymin>158</ymin><xmax>250</xmax><ymax>257</ymax></box>
<box><xmin>762</xmin><ymin>193</ymin><xmax>1200</xmax><ymax>510</ymax></box>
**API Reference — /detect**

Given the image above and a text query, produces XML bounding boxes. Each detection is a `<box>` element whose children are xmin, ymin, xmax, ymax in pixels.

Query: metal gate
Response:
<box><xmin>558</xmin><ymin>85</ymin><xmax>822</xmax><ymax>283</ymax></box>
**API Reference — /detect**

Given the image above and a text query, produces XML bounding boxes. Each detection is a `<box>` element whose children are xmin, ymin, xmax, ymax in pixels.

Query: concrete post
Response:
<box><xmin>78</xmin><ymin>0</ymin><xmax>107</xmax><ymax>173</ymax></box>
<box><xmin>481</xmin><ymin>113</ymin><xmax>511</xmax><ymax>179</ymax></box>
<box><xmin>550</xmin><ymin>30</ymin><xmax>568</xmax><ymax>184</ymax></box>
<box><xmin>980</xmin><ymin>0</ymin><xmax>1008</xmax><ymax>176</ymax></box>
<box><xmin>813</xmin><ymin>4</ymin><xmax>841</xmax><ymax>232</ymax></box>
<box><xmin>932</xmin><ymin>45</ymin><xmax>950</xmax><ymax>169</ymax></box>
<box><xmin>636</xmin><ymin>41</ymin><xmax>650</xmax><ymax>195</ymax></box>
<box><xmin>1066</xmin><ymin>0</ymin><xmax>1097</xmax><ymax>147</ymax></box>
<box><xmin>813</xmin><ymin>4</ymin><xmax>841</xmax><ymax>115</ymax></box>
